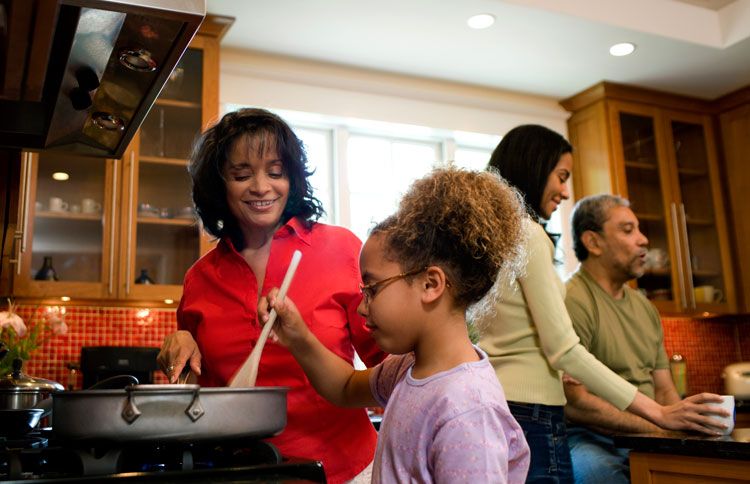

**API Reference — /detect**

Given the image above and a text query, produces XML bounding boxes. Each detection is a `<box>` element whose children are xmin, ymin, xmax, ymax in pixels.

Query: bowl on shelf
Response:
<box><xmin>138</xmin><ymin>203</ymin><xmax>160</xmax><ymax>218</ymax></box>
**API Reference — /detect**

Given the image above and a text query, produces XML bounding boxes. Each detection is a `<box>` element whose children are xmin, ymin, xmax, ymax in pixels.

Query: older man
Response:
<box><xmin>563</xmin><ymin>194</ymin><xmax>726</xmax><ymax>484</ymax></box>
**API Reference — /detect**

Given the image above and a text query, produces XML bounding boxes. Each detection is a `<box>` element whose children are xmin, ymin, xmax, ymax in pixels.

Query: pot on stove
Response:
<box><xmin>0</xmin><ymin>358</ymin><xmax>64</xmax><ymax>410</ymax></box>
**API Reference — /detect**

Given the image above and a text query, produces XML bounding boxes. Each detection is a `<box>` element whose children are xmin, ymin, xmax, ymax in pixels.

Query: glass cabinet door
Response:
<box><xmin>18</xmin><ymin>152</ymin><xmax>118</xmax><ymax>299</ymax></box>
<box><xmin>615</xmin><ymin>107</ymin><xmax>680</xmax><ymax>311</ymax></box>
<box><xmin>121</xmin><ymin>48</ymin><xmax>204</xmax><ymax>301</ymax></box>
<box><xmin>665</xmin><ymin>113</ymin><xmax>732</xmax><ymax>311</ymax></box>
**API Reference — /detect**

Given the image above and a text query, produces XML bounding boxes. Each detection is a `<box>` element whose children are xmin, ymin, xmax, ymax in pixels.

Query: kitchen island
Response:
<box><xmin>614</xmin><ymin>427</ymin><xmax>750</xmax><ymax>483</ymax></box>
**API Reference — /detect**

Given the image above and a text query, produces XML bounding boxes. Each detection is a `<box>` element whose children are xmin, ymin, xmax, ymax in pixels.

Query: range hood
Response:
<box><xmin>0</xmin><ymin>0</ymin><xmax>205</xmax><ymax>158</ymax></box>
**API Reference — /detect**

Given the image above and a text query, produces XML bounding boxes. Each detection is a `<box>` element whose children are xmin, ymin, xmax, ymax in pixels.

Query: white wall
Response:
<box><xmin>218</xmin><ymin>48</ymin><xmax>579</xmax><ymax>276</ymax></box>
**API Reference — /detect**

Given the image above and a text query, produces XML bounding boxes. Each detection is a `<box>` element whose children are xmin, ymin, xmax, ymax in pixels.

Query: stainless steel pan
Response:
<box><xmin>51</xmin><ymin>384</ymin><xmax>288</xmax><ymax>441</ymax></box>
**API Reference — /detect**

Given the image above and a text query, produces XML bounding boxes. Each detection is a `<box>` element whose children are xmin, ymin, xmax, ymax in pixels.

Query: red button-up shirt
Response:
<box><xmin>178</xmin><ymin>218</ymin><xmax>385</xmax><ymax>483</ymax></box>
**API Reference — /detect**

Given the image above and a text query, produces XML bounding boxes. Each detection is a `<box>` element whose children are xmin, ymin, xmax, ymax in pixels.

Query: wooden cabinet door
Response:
<box><xmin>660</xmin><ymin>110</ymin><xmax>736</xmax><ymax>313</ymax></box>
<box><xmin>608</xmin><ymin>101</ymin><xmax>685</xmax><ymax>313</ymax></box>
<box><xmin>117</xmin><ymin>46</ymin><xmax>209</xmax><ymax>302</ymax></box>
<box><xmin>13</xmin><ymin>152</ymin><xmax>119</xmax><ymax>299</ymax></box>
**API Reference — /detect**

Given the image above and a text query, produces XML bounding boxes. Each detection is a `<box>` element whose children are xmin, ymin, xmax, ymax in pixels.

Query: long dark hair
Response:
<box><xmin>487</xmin><ymin>124</ymin><xmax>572</xmax><ymax>222</ymax></box>
<box><xmin>189</xmin><ymin>108</ymin><xmax>324</xmax><ymax>248</ymax></box>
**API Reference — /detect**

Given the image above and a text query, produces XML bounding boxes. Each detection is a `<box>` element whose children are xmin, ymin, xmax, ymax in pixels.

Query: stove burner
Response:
<box><xmin>0</xmin><ymin>435</ymin><xmax>48</xmax><ymax>450</ymax></box>
<box><xmin>0</xmin><ymin>437</ymin><xmax>324</xmax><ymax>482</ymax></box>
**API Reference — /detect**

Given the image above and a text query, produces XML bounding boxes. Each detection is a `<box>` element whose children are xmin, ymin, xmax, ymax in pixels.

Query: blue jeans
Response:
<box><xmin>509</xmin><ymin>402</ymin><xmax>573</xmax><ymax>484</ymax></box>
<box><xmin>567</xmin><ymin>426</ymin><xmax>630</xmax><ymax>484</ymax></box>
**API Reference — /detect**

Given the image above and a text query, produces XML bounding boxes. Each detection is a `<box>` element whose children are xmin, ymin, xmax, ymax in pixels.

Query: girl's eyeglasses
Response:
<box><xmin>359</xmin><ymin>267</ymin><xmax>427</xmax><ymax>305</ymax></box>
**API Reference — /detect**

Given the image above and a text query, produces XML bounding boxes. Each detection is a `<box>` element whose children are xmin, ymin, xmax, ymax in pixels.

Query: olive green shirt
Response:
<box><xmin>565</xmin><ymin>268</ymin><xmax>669</xmax><ymax>399</ymax></box>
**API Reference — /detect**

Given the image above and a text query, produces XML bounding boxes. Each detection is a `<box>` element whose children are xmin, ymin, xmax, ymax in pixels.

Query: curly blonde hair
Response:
<box><xmin>373</xmin><ymin>167</ymin><xmax>527</xmax><ymax>307</ymax></box>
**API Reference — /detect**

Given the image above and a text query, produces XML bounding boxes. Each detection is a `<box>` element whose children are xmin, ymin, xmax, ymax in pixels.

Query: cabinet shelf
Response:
<box><xmin>154</xmin><ymin>98</ymin><xmax>201</xmax><ymax>109</ymax></box>
<box><xmin>678</xmin><ymin>167</ymin><xmax>707</xmax><ymax>177</ymax></box>
<box><xmin>625</xmin><ymin>160</ymin><xmax>658</xmax><ymax>170</ymax></box>
<box><xmin>634</xmin><ymin>212</ymin><xmax>663</xmax><ymax>221</ymax></box>
<box><xmin>693</xmin><ymin>269</ymin><xmax>720</xmax><ymax>278</ymax></box>
<box><xmin>685</xmin><ymin>217</ymin><xmax>714</xmax><ymax>226</ymax></box>
<box><xmin>36</xmin><ymin>211</ymin><xmax>102</xmax><ymax>221</ymax></box>
<box><xmin>139</xmin><ymin>155</ymin><xmax>189</xmax><ymax>166</ymax></box>
<box><xmin>643</xmin><ymin>268</ymin><xmax>670</xmax><ymax>277</ymax></box>
<box><xmin>137</xmin><ymin>216</ymin><xmax>196</xmax><ymax>226</ymax></box>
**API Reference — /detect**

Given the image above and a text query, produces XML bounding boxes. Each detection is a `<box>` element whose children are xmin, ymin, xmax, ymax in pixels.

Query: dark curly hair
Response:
<box><xmin>188</xmin><ymin>108</ymin><xmax>324</xmax><ymax>248</ymax></box>
<box><xmin>372</xmin><ymin>168</ymin><xmax>526</xmax><ymax>308</ymax></box>
<box><xmin>488</xmin><ymin>124</ymin><xmax>572</xmax><ymax>222</ymax></box>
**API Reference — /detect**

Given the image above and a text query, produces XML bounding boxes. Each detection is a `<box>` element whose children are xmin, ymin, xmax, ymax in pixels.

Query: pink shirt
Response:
<box><xmin>370</xmin><ymin>347</ymin><xmax>530</xmax><ymax>484</ymax></box>
<box><xmin>178</xmin><ymin>218</ymin><xmax>386</xmax><ymax>483</ymax></box>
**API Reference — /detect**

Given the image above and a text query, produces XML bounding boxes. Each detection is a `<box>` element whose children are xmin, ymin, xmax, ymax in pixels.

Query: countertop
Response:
<box><xmin>614</xmin><ymin>428</ymin><xmax>750</xmax><ymax>461</ymax></box>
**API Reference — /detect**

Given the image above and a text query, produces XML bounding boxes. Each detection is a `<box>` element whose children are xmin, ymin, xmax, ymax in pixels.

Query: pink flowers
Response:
<box><xmin>0</xmin><ymin>299</ymin><xmax>26</xmax><ymax>337</ymax></box>
<box><xmin>0</xmin><ymin>300</ymin><xmax>69</xmax><ymax>376</ymax></box>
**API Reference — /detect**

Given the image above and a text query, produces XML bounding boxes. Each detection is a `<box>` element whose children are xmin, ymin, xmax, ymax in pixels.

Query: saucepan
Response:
<box><xmin>51</xmin><ymin>384</ymin><xmax>288</xmax><ymax>441</ymax></box>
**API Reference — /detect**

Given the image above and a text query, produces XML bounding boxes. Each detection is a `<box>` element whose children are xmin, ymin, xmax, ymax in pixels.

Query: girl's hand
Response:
<box><xmin>259</xmin><ymin>288</ymin><xmax>310</xmax><ymax>348</ymax></box>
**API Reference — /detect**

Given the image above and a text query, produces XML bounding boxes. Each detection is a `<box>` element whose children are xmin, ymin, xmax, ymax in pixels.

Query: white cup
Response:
<box><xmin>694</xmin><ymin>285</ymin><xmax>723</xmax><ymax>303</ymax></box>
<box><xmin>712</xmin><ymin>395</ymin><xmax>735</xmax><ymax>435</ymax></box>
<box><xmin>49</xmin><ymin>197</ymin><xmax>68</xmax><ymax>212</ymax></box>
<box><xmin>70</xmin><ymin>204</ymin><xmax>81</xmax><ymax>213</ymax></box>
<box><xmin>81</xmin><ymin>198</ymin><xmax>102</xmax><ymax>214</ymax></box>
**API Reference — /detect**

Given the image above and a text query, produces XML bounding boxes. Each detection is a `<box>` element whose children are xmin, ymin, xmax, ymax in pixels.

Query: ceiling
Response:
<box><xmin>205</xmin><ymin>0</ymin><xmax>750</xmax><ymax>100</ymax></box>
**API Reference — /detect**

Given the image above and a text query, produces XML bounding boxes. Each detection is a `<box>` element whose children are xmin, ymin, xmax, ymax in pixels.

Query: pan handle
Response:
<box><xmin>121</xmin><ymin>385</ymin><xmax>205</xmax><ymax>424</ymax></box>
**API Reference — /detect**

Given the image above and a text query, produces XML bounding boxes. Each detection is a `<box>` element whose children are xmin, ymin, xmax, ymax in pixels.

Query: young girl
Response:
<box><xmin>262</xmin><ymin>168</ymin><xmax>531</xmax><ymax>483</ymax></box>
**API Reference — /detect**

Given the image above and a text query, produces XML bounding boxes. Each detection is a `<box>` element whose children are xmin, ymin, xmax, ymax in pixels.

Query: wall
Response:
<box><xmin>9</xmin><ymin>304</ymin><xmax>748</xmax><ymax>395</ymax></box>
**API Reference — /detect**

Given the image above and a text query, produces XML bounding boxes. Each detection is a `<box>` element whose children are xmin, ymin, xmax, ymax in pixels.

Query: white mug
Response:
<box><xmin>81</xmin><ymin>198</ymin><xmax>102</xmax><ymax>214</ymax></box>
<box><xmin>694</xmin><ymin>285</ymin><xmax>723</xmax><ymax>303</ymax></box>
<box><xmin>70</xmin><ymin>204</ymin><xmax>81</xmax><ymax>213</ymax></box>
<box><xmin>712</xmin><ymin>395</ymin><xmax>735</xmax><ymax>435</ymax></box>
<box><xmin>49</xmin><ymin>197</ymin><xmax>68</xmax><ymax>212</ymax></box>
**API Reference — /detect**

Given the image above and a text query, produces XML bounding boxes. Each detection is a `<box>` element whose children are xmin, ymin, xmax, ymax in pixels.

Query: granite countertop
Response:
<box><xmin>614</xmin><ymin>428</ymin><xmax>750</xmax><ymax>461</ymax></box>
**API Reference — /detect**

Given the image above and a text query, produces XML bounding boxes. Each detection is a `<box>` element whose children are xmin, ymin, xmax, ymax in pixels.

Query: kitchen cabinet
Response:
<box><xmin>561</xmin><ymin>82</ymin><xmax>736</xmax><ymax>315</ymax></box>
<box><xmin>9</xmin><ymin>15</ymin><xmax>234</xmax><ymax>304</ymax></box>
<box><xmin>717</xmin><ymin>87</ymin><xmax>750</xmax><ymax>313</ymax></box>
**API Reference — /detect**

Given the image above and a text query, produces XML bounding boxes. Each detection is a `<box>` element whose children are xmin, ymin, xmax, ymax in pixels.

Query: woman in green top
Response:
<box><xmin>477</xmin><ymin>124</ymin><xmax>725</xmax><ymax>483</ymax></box>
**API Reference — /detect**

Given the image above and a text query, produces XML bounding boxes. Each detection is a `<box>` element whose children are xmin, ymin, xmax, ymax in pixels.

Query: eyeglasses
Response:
<box><xmin>359</xmin><ymin>267</ymin><xmax>427</xmax><ymax>305</ymax></box>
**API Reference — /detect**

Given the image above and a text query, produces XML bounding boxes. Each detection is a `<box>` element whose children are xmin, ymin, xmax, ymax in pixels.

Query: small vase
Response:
<box><xmin>34</xmin><ymin>256</ymin><xmax>59</xmax><ymax>281</ymax></box>
<box><xmin>135</xmin><ymin>268</ymin><xmax>154</xmax><ymax>284</ymax></box>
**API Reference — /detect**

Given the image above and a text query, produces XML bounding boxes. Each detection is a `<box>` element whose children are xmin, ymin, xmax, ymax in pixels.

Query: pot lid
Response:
<box><xmin>0</xmin><ymin>358</ymin><xmax>64</xmax><ymax>393</ymax></box>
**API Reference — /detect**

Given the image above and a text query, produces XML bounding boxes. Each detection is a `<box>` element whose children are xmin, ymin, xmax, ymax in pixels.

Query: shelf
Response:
<box><xmin>634</xmin><ymin>212</ymin><xmax>663</xmax><ymax>222</ymax></box>
<box><xmin>625</xmin><ymin>160</ymin><xmax>658</xmax><ymax>170</ymax></box>
<box><xmin>36</xmin><ymin>211</ymin><xmax>102</xmax><ymax>221</ymax></box>
<box><xmin>685</xmin><ymin>217</ymin><xmax>714</xmax><ymax>226</ymax></box>
<box><xmin>643</xmin><ymin>268</ymin><xmax>670</xmax><ymax>277</ymax></box>
<box><xmin>137</xmin><ymin>216</ymin><xmax>196</xmax><ymax>226</ymax></box>
<box><xmin>154</xmin><ymin>98</ymin><xmax>201</xmax><ymax>109</ymax></box>
<box><xmin>678</xmin><ymin>167</ymin><xmax>707</xmax><ymax>177</ymax></box>
<box><xmin>692</xmin><ymin>270</ymin><xmax>721</xmax><ymax>278</ymax></box>
<box><xmin>139</xmin><ymin>156</ymin><xmax>189</xmax><ymax>166</ymax></box>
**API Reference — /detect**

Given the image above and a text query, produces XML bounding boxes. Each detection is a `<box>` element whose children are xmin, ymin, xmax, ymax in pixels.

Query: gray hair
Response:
<box><xmin>571</xmin><ymin>194</ymin><xmax>630</xmax><ymax>261</ymax></box>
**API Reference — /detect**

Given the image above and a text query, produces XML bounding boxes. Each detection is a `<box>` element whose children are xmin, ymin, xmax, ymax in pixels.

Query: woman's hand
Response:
<box><xmin>156</xmin><ymin>330</ymin><xmax>202</xmax><ymax>383</ymax></box>
<box><xmin>654</xmin><ymin>393</ymin><xmax>729</xmax><ymax>435</ymax></box>
<box><xmin>259</xmin><ymin>287</ymin><xmax>310</xmax><ymax>348</ymax></box>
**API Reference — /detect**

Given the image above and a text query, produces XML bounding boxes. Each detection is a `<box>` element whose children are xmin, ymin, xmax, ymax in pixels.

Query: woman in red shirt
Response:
<box><xmin>157</xmin><ymin>108</ymin><xmax>385</xmax><ymax>483</ymax></box>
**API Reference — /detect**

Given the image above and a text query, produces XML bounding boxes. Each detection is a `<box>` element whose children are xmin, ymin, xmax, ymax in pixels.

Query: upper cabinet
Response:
<box><xmin>562</xmin><ymin>83</ymin><xmax>736</xmax><ymax>315</ymax></box>
<box><xmin>10</xmin><ymin>16</ymin><xmax>234</xmax><ymax>304</ymax></box>
<box><xmin>716</xmin><ymin>87</ymin><xmax>750</xmax><ymax>314</ymax></box>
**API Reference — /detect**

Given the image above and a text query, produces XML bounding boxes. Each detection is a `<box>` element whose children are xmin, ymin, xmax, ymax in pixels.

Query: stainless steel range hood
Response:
<box><xmin>0</xmin><ymin>0</ymin><xmax>205</xmax><ymax>158</ymax></box>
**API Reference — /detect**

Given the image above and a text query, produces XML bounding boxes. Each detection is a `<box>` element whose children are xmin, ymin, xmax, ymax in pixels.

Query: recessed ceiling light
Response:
<box><xmin>467</xmin><ymin>13</ymin><xmax>495</xmax><ymax>30</ymax></box>
<box><xmin>60</xmin><ymin>296</ymin><xmax>71</xmax><ymax>302</ymax></box>
<box><xmin>52</xmin><ymin>172</ymin><xmax>69</xmax><ymax>181</ymax></box>
<box><xmin>609</xmin><ymin>42</ymin><xmax>636</xmax><ymax>57</ymax></box>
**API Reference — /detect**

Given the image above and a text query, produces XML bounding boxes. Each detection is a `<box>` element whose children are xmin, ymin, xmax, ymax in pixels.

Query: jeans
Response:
<box><xmin>567</xmin><ymin>426</ymin><xmax>630</xmax><ymax>484</ymax></box>
<box><xmin>509</xmin><ymin>402</ymin><xmax>573</xmax><ymax>484</ymax></box>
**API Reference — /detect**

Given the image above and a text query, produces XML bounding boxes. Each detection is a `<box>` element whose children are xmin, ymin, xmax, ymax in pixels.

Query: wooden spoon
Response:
<box><xmin>228</xmin><ymin>250</ymin><xmax>302</xmax><ymax>387</ymax></box>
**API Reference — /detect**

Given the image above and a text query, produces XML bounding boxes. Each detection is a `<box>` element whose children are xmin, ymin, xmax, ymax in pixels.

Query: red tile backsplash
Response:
<box><xmin>6</xmin><ymin>305</ymin><xmax>750</xmax><ymax>395</ymax></box>
<box><xmin>10</xmin><ymin>305</ymin><xmax>177</xmax><ymax>389</ymax></box>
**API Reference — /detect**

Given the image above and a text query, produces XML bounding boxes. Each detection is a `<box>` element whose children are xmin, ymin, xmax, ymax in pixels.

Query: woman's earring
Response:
<box><xmin>217</xmin><ymin>219</ymin><xmax>224</xmax><ymax>230</ymax></box>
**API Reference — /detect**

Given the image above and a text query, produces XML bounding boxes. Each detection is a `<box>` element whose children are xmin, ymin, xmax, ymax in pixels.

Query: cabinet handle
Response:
<box><xmin>13</xmin><ymin>153</ymin><xmax>32</xmax><ymax>275</ymax></box>
<box><xmin>126</xmin><ymin>152</ymin><xmax>135</xmax><ymax>295</ymax></box>
<box><xmin>108</xmin><ymin>158</ymin><xmax>118</xmax><ymax>295</ymax></box>
<box><xmin>670</xmin><ymin>203</ymin><xmax>687</xmax><ymax>309</ymax></box>
<box><xmin>678</xmin><ymin>203</ymin><xmax>696</xmax><ymax>308</ymax></box>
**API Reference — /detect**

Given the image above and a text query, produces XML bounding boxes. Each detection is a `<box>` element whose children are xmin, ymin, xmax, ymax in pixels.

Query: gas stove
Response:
<box><xmin>0</xmin><ymin>432</ymin><xmax>326</xmax><ymax>482</ymax></box>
